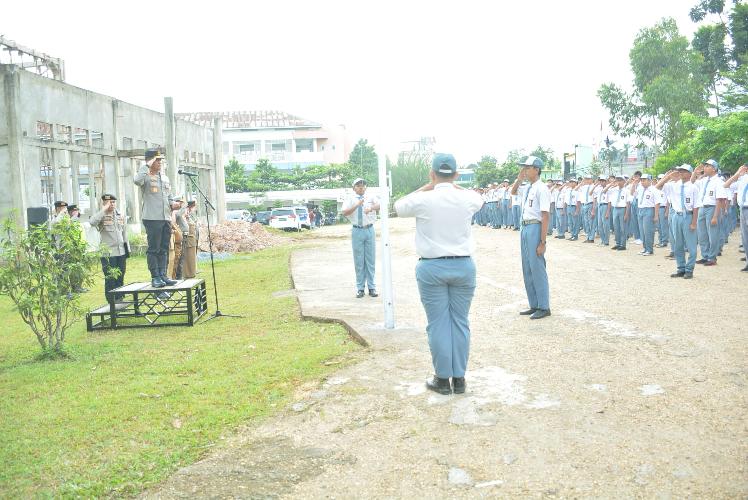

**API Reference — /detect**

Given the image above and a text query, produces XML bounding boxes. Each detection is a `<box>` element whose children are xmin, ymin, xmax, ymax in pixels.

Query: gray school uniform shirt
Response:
<box><xmin>90</xmin><ymin>209</ymin><xmax>130</xmax><ymax>257</ymax></box>
<box><xmin>134</xmin><ymin>165</ymin><xmax>171</xmax><ymax>221</ymax></box>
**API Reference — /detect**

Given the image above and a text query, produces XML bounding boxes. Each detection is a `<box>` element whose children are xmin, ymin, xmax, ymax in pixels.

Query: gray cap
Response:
<box><xmin>615</xmin><ymin>174</ymin><xmax>625</xmax><ymax>180</ymax></box>
<box><xmin>584</xmin><ymin>174</ymin><xmax>593</xmax><ymax>179</ymax></box>
<box><xmin>352</xmin><ymin>177</ymin><xmax>366</xmax><ymax>187</ymax></box>
<box><xmin>702</xmin><ymin>159</ymin><xmax>719</xmax><ymax>169</ymax></box>
<box><xmin>676</xmin><ymin>164</ymin><xmax>693</xmax><ymax>173</ymax></box>
<box><xmin>598</xmin><ymin>175</ymin><xmax>607</xmax><ymax>180</ymax></box>
<box><xmin>518</xmin><ymin>155</ymin><xmax>544</xmax><ymax>168</ymax></box>
<box><xmin>432</xmin><ymin>153</ymin><xmax>457</xmax><ymax>174</ymax></box>
<box><xmin>641</xmin><ymin>174</ymin><xmax>652</xmax><ymax>180</ymax></box>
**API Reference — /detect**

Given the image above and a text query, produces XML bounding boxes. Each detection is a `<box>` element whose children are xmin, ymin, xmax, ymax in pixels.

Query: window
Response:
<box><xmin>233</xmin><ymin>141</ymin><xmax>260</xmax><ymax>154</ymax></box>
<box><xmin>121</xmin><ymin>137</ymin><xmax>132</xmax><ymax>150</ymax></box>
<box><xmin>295</xmin><ymin>139</ymin><xmax>313</xmax><ymax>152</ymax></box>
<box><xmin>56</xmin><ymin>124</ymin><xmax>71</xmax><ymax>143</ymax></box>
<box><xmin>223</xmin><ymin>142</ymin><xmax>229</xmax><ymax>154</ymax></box>
<box><xmin>75</xmin><ymin>128</ymin><xmax>89</xmax><ymax>146</ymax></box>
<box><xmin>136</xmin><ymin>140</ymin><xmax>147</xmax><ymax>150</ymax></box>
<box><xmin>36</xmin><ymin>121</ymin><xmax>52</xmax><ymax>141</ymax></box>
<box><xmin>184</xmin><ymin>150</ymin><xmax>190</xmax><ymax>161</ymax></box>
<box><xmin>265</xmin><ymin>140</ymin><xmax>288</xmax><ymax>153</ymax></box>
<box><xmin>91</xmin><ymin>131</ymin><xmax>103</xmax><ymax>148</ymax></box>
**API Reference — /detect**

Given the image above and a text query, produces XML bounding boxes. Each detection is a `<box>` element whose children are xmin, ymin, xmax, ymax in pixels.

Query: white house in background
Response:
<box><xmin>176</xmin><ymin>110</ymin><xmax>353</xmax><ymax>171</ymax></box>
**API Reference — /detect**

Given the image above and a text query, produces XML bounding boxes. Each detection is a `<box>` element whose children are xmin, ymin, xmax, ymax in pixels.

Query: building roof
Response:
<box><xmin>176</xmin><ymin>110</ymin><xmax>321</xmax><ymax>130</ymax></box>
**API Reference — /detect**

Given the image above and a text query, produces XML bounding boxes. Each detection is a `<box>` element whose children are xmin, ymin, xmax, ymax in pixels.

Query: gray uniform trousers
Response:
<box><xmin>352</xmin><ymin>225</ymin><xmax>376</xmax><ymax>292</ymax></box>
<box><xmin>520</xmin><ymin>222</ymin><xmax>550</xmax><ymax>311</ymax></box>
<box><xmin>416</xmin><ymin>257</ymin><xmax>476</xmax><ymax>379</ymax></box>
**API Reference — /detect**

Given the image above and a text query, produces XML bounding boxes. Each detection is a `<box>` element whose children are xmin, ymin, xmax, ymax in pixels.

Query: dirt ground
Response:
<box><xmin>145</xmin><ymin>218</ymin><xmax>747</xmax><ymax>499</ymax></box>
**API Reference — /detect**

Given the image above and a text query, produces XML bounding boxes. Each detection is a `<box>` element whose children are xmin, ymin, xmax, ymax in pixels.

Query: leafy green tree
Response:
<box><xmin>224</xmin><ymin>158</ymin><xmax>248</xmax><ymax>193</ymax></box>
<box><xmin>390</xmin><ymin>152</ymin><xmax>431</xmax><ymax>199</ymax></box>
<box><xmin>692</xmin><ymin>24</ymin><xmax>729</xmax><ymax>114</ymax></box>
<box><xmin>653</xmin><ymin>110</ymin><xmax>748</xmax><ymax>173</ymax></box>
<box><xmin>599</xmin><ymin>18</ymin><xmax>707</xmax><ymax>150</ymax></box>
<box><xmin>0</xmin><ymin>215</ymin><xmax>100</xmax><ymax>355</ymax></box>
<box><xmin>248</xmin><ymin>158</ymin><xmax>282</xmax><ymax>192</ymax></box>
<box><xmin>474</xmin><ymin>155</ymin><xmax>499</xmax><ymax>187</ymax></box>
<box><xmin>496</xmin><ymin>150</ymin><xmax>526</xmax><ymax>183</ymax></box>
<box><xmin>348</xmin><ymin>139</ymin><xmax>379</xmax><ymax>186</ymax></box>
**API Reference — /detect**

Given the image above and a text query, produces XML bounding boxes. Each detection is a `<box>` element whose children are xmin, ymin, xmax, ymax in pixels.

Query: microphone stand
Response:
<box><xmin>181</xmin><ymin>171</ymin><xmax>243</xmax><ymax>322</ymax></box>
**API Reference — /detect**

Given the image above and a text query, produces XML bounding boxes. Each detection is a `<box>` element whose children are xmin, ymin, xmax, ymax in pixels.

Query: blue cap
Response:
<box><xmin>432</xmin><ymin>153</ymin><xmax>457</xmax><ymax>174</ymax></box>
<box><xmin>702</xmin><ymin>159</ymin><xmax>719</xmax><ymax>169</ymax></box>
<box><xmin>518</xmin><ymin>155</ymin><xmax>544</xmax><ymax>168</ymax></box>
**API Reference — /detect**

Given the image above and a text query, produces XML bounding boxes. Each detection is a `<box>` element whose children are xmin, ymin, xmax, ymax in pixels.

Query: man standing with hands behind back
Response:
<box><xmin>512</xmin><ymin>156</ymin><xmax>551</xmax><ymax>320</ymax></box>
<box><xmin>134</xmin><ymin>148</ymin><xmax>178</xmax><ymax>288</ymax></box>
<box><xmin>341</xmin><ymin>178</ymin><xmax>380</xmax><ymax>298</ymax></box>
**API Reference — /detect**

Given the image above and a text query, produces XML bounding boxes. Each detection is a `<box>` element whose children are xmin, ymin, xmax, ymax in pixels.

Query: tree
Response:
<box><xmin>653</xmin><ymin>110</ymin><xmax>748</xmax><ymax>173</ymax></box>
<box><xmin>390</xmin><ymin>152</ymin><xmax>431</xmax><ymax>199</ymax></box>
<box><xmin>348</xmin><ymin>139</ymin><xmax>379</xmax><ymax>186</ymax></box>
<box><xmin>692</xmin><ymin>24</ymin><xmax>729</xmax><ymax>114</ymax></box>
<box><xmin>599</xmin><ymin>18</ymin><xmax>707</xmax><ymax>150</ymax></box>
<box><xmin>496</xmin><ymin>150</ymin><xmax>526</xmax><ymax>183</ymax></box>
<box><xmin>248</xmin><ymin>158</ymin><xmax>283</xmax><ymax>192</ymax></box>
<box><xmin>0</xmin><ymin>215</ymin><xmax>100</xmax><ymax>355</ymax></box>
<box><xmin>224</xmin><ymin>158</ymin><xmax>248</xmax><ymax>193</ymax></box>
<box><xmin>474</xmin><ymin>155</ymin><xmax>499</xmax><ymax>187</ymax></box>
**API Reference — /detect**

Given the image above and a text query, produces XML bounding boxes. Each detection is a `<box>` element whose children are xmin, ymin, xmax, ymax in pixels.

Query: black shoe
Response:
<box><xmin>426</xmin><ymin>376</ymin><xmax>452</xmax><ymax>395</ymax></box>
<box><xmin>519</xmin><ymin>308</ymin><xmax>537</xmax><ymax>316</ymax></box>
<box><xmin>151</xmin><ymin>277</ymin><xmax>166</xmax><ymax>288</ymax></box>
<box><xmin>368</xmin><ymin>290</ymin><xmax>379</xmax><ymax>297</ymax></box>
<box><xmin>696</xmin><ymin>259</ymin><xmax>707</xmax><ymax>265</ymax></box>
<box><xmin>683</xmin><ymin>272</ymin><xmax>694</xmax><ymax>279</ymax></box>
<box><xmin>611</xmin><ymin>245</ymin><xmax>620</xmax><ymax>250</ymax></box>
<box><xmin>356</xmin><ymin>290</ymin><xmax>365</xmax><ymax>298</ymax></box>
<box><xmin>530</xmin><ymin>309</ymin><xmax>551</xmax><ymax>320</ymax></box>
<box><xmin>452</xmin><ymin>377</ymin><xmax>466</xmax><ymax>394</ymax></box>
<box><xmin>161</xmin><ymin>275</ymin><xmax>178</xmax><ymax>286</ymax></box>
<box><xmin>670</xmin><ymin>271</ymin><xmax>685</xmax><ymax>278</ymax></box>
<box><xmin>616</xmin><ymin>246</ymin><xmax>627</xmax><ymax>251</ymax></box>
<box><xmin>556</xmin><ymin>235</ymin><xmax>565</xmax><ymax>239</ymax></box>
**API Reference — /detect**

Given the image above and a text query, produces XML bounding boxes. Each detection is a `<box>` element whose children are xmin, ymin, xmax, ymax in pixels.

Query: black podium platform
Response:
<box><xmin>86</xmin><ymin>279</ymin><xmax>208</xmax><ymax>331</ymax></box>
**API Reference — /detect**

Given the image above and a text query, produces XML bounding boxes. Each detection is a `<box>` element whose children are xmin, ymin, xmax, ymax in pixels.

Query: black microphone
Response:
<box><xmin>178</xmin><ymin>169</ymin><xmax>198</xmax><ymax>177</ymax></box>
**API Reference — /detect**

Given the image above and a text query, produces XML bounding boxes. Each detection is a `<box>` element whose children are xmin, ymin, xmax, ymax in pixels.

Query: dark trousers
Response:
<box><xmin>101</xmin><ymin>255</ymin><xmax>127</xmax><ymax>300</ymax></box>
<box><xmin>143</xmin><ymin>219</ymin><xmax>171</xmax><ymax>278</ymax></box>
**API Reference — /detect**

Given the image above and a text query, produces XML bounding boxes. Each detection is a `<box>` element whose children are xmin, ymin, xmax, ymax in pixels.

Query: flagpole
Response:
<box><xmin>378</xmin><ymin>151</ymin><xmax>395</xmax><ymax>329</ymax></box>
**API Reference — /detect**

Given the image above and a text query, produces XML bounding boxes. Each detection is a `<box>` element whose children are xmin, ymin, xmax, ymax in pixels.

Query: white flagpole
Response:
<box><xmin>378</xmin><ymin>152</ymin><xmax>395</xmax><ymax>329</ymax></box>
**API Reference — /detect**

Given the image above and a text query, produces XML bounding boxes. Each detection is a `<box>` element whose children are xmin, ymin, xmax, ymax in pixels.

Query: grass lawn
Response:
<box><xmin>0</xmin><ymin>244</ymin><xmax>361</xmax><ymax>498</ymax></box>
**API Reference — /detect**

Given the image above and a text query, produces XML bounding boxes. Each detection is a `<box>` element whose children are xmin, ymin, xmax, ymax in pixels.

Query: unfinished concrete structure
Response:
<box><xmin>0</xmin><ymin>46</ymin><xmax>225</xmax><ymax>229</ymax></box>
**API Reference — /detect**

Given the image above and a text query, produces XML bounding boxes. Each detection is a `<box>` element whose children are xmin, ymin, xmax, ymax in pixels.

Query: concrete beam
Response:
<box><xmin>4</xmin><ymin>66</ymin><xmax>28</xmax><ymax>226</ymax></box>
<box><xmin>164</xmin><ymin>97</ymin><xmax>179</xmax><ymax>195</ymax></box>
<box><xmin>23</xmin><ymin>137</ymin><xmax>111</xmax><ymax>156</ymax></box>
<box><xmin>213</xmin><ymin>117</ymin><xmax>226</xmax><ymax>222</ymax></box>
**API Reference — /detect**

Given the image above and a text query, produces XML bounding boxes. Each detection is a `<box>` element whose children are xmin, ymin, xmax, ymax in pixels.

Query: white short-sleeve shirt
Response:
<box><xmin>610</xmin><ymin>186</ymin><xmax>630</xmax><ymax>208</ymax></box>
<box><xmin>342</xmin><ymin>191</ymin><xmax>380</xmax><ymax>226</ymax></box>
<box><xmin>697</xmin><ymin>175</ymin><xmax>727</xmax><ymax>206</ymax></box>
<box><xmin>522</xmin><ymin>180</ymin><xmax>551</xmax><ymax>221</ymax></box>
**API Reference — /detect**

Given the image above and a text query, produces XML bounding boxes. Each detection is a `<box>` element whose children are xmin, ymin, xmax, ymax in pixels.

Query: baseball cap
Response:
<box><xmin>615</xmin><ymin>175</ymin><xmax>625</xmax><ymax>180</ymax></box>
<box><xmin>518</xmin><ymin>155</ymin><xmax>544</xmax><ymax>168</ymax></box>
<box><xmin>502</xmin><ymin>178</ymin><xmax>510</xmax><ymax>183</ymax></box>
<box><xmin>641</xmin><ymin>174</ymin><xmax>652</xmax><ymax>180</ymax></box>
<box><xmin>584</xmin><ymin>175</ymin><xmax>593</xmax><ymax>179</ymax></box>
<box><xmin>598</xmin><ymin>175</ymin><xmax>607</xmax><ymax>180</ymax></box>
<box><xmin>676</xmin><ymin>164</ymin><xmax>693</xmax><ymax>173</ymax></box>
<box><xmin>352</xmin><ymin>178</ymin><xmax>366</xmax><ymax>187</ymax></box>
<box><xmin>702</xmin><ymin>159</ymin><xmax>719</xmax><ymax>169</ymax></box>
<box><xmin>145</xmin><ymin>148</ymin><xmax>164</xmax><ymax>162</ymax></box>
<box><xmin>432</xmin><ymin>153</ymin><xmax>457</xmax><ymax>174</ymax></box>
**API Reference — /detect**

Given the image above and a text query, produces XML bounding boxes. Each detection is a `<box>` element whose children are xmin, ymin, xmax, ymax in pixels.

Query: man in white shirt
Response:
<box><xmin>607</xmin><ymin>175</ymin><xmax>630</xmax><ymax>250</ymax></box>
<box><xmin>593</xmin><ymin>176</ymin><xmax>612</xmax><ymax>246</ymax></box>
<box><xmin>579</xmin><ymin>175</ymin><xmax>595</xmax><ymax>242</ymax></box>
<box><xmin>341</xmin><ymin>178</ymin><xmax>380</xmax><ymax>298</ymax></box>
<box><xmin>567</xmin><ymin>179</ymin><xmax>581</xmax><ymax>240</ymax></box>
<box><xmin>628</xmin><ymin>171</ymin><xmax>643</xmax><ymax>244</ymax></box>
<box><xmin>555</xmin><ymin>181</ymin><xmax>568</xmax><ymax>239</ymax></box>
<box><xmin>655</xmin><ymin>174</ymin><xmax>670</xmax><ymax>248</ymax></box>
<box><xmin>724</xmin><ymin>163</ymin><xmax>748</xmax><ymax>272</ymax></box>
<box><xmin>510</xmin><ymin>186</ymin><xmax>522</xmax><ymax>231</ymax></box>
<box><xmin>635</xmin><ymin>174</ymin><xmax>658</xmax><ymax>255</ymax></box>
<box><xmin>692</xmin><ymin>159</ymin><xmax>726</xmax><ymax>266</ymax></box>
<box><xmin>511</xmin><ymin>156</ymin><xmax>551</xmax><ymax>320</ymax></box>
<box><xmin>500</xmin><ymin>179</ymin><xmax>512</xmax><ymax>228</ymax></box>
<box><xmin>394</xmin><ymin>153</ymin><xmax>484</xmax><ymax>395</ymax></box>
<box><xmin>657</xmin><ymin>165</ymin><xmax>700</xmax><ymax>278</ymax></box>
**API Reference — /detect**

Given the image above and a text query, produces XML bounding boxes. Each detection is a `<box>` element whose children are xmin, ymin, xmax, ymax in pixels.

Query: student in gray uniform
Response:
<box><xmin>724</xmin><ymin>163</ymin><xmax>748</xmax><ymax>272</ymax></box>
<box><xmin>395</xmin><ymin>153</ymin><xmax>483</xmax><ymax>395</ymax></box>
<box><xmin>512</xmin><ymin>156</ymin><xmax>551</xmax><ymax>320</ymax></box>
<box><xmin>90</xmin><ymin>193</ymin><xmax>130</xmax><ymax>301</ymax></box>
<box><xmin>133</xmin><ymin>148</ymin><xmax>178</xmax><ymax>288</ymax></box>
<box><xmin>657</xmin><ymin>165</ymin><xmax>700</xmax><ymax>278</ymax></box>
<box><xmin>341</xmin><ymin>178</ymin><xmax>380</xmax><ymax>298</ymax></box>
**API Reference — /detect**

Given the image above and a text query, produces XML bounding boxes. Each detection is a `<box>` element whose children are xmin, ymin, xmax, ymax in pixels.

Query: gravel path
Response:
<box><xmin>146</xmin><ymin>219</ymin><xmax>747</xmax><ymax>498</ymax></box>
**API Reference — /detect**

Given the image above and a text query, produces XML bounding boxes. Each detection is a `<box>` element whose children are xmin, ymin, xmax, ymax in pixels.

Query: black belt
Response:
<box><xmin>583</xmin><ymin>202</ymin><xmax>593</xmax><ymax>205</ymax></box>
<box><xmin>419</xmin><ymin>255</ymin><xmax>470</xmax><ymax>260</ymax></box>
<box><xmin>675</xmin><ymin>211</ymin><xmax>693</xmax><ymax>215</ymax></box>
<box><xmin>352</xmin><ymin>224</ymin><xmax>373</xmax><ymax>229</ymax></box>
<box><xmin>521</xmin><ymin>219</ymin><xmax>541</xmax><ymax>226</ymax></box>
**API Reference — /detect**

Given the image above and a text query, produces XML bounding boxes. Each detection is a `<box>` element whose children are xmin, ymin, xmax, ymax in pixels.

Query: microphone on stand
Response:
<box><xmin>178</xmin><ymin>169</ymin><xmax>198</xmax><ymax>177</ymax></box>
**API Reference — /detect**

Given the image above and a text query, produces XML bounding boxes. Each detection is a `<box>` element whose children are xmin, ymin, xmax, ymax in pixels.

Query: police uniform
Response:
<box><xmin>664</xmin><ymin>165</ymin><xmax>700</xmax><ymax>277</ymax></box>
<box><xmin>515</xmin><ymin>156</ymin><xmax>551</xmax><ymax>319</ymax></box>
<box><xmin>133</xmin><ymin>148</ymin><xmax>176</xmax><ymax>287</ymax></box>
<box><xmin>695</xmin><ymin>160</ymin><xmax>727</xmax><ymax>265</ymax></box>
<box><xmin>90</xmin><ymin>194</ymin><xmax>130</xmax><ymax>301</ymax></box>
<box><xmin>394</xmin><ymin>153</ymin><xmax>483</xmax><ymax>395</ymax></box>
<box><xmin>342</xmin><ymin>179</ymin><xmax>380</xmax><ymax>297</ymax></box>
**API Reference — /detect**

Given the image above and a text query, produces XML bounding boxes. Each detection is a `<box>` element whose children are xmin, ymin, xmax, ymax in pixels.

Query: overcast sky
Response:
<box><xmin>5</xmin><ymin>0</ymin><xmax>697</xmax><ymax>165</ymax></box>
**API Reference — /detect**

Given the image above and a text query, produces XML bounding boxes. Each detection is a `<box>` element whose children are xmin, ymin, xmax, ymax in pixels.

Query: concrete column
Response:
<box><xmin>4</xmin><ymin>66</ymin><xmax>29</xmax><ymax>226</ymax></box>
<box><xmin>111</xmin><ymin>99</ymin><xmax>125</xmax><ymax>210</ymax></box>
<box><xmin>213</xmin><ymin>117</ymin><xmax>226</xmax><ymax>222</ymax></box>
<box><xmin>61</xmin><ymin>151</ymin><xmax>73</xmax><ymax>202</ymax></box>
<box><xmin>70</xmin><ymin>152</ymin><xmax>79</xmax><ymax>207</ymax></box>
<box><xmin>164</xmin><ymin>97</ymin><xmax>180</xmax><ymax>195</ymax></box>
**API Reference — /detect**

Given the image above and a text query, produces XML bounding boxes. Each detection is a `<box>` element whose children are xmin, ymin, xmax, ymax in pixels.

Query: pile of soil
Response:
<box><xmin>197</xmin><ymin>220</ymin><xmax>285</xmax><ymax>253</ymax></box>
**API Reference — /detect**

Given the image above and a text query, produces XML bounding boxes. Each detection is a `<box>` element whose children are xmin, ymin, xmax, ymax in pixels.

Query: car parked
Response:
<box><xmin>269</xmin><ymin>207</ymin><xmax>301</xmax><ymax>231</ymax></box>
<box><xmin>255</xmin><ymin>211</ymin><xmax>271</xmax><ymax>225</ymax></box>
<box><xmin>294</xmin><ymin>206</ymin><xmax>311</xmax><ymax>229</ymax></box>
<box><xmin>225</xmin><ymin>210</ymin><xmax>246</xmax><ymax>221</ymax></box>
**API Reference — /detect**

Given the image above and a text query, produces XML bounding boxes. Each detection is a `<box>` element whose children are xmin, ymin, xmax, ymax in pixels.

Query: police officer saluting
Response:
<box><xmin>512</xmin><ymin>156</ymin><xmax>551</xmax><ymax>320</ymax></box>
<box><xmin>134</xmin><ymin>148</ymin><xmax>177</xmax><ymax>288</ymax></box>
<box><xmin>90</xmin><ymin>194</ymin><xmax>130</xmax><ymax>301</ymax></box>
<box><xmin>395</xmin><ymin>153</ymin><xmax>484</xmax><ymax>395</ymax></box>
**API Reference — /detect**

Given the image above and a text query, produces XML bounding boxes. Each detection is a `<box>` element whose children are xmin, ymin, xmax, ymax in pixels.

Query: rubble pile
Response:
<box><xmin>197</xmin><ymin>220</ymin><xmax>285</xmax><ymax>253</ymax></box>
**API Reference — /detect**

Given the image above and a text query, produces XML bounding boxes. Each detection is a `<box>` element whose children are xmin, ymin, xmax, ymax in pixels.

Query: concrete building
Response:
<box><xmin>177</xmin><ymin>111</ymin><xmax>353</xmax><ymax>171</ymax></box>
<box><xmin>0</xmin><ymin>62</ymin><xmax>225</xmax><ymax>228</ymax></box>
